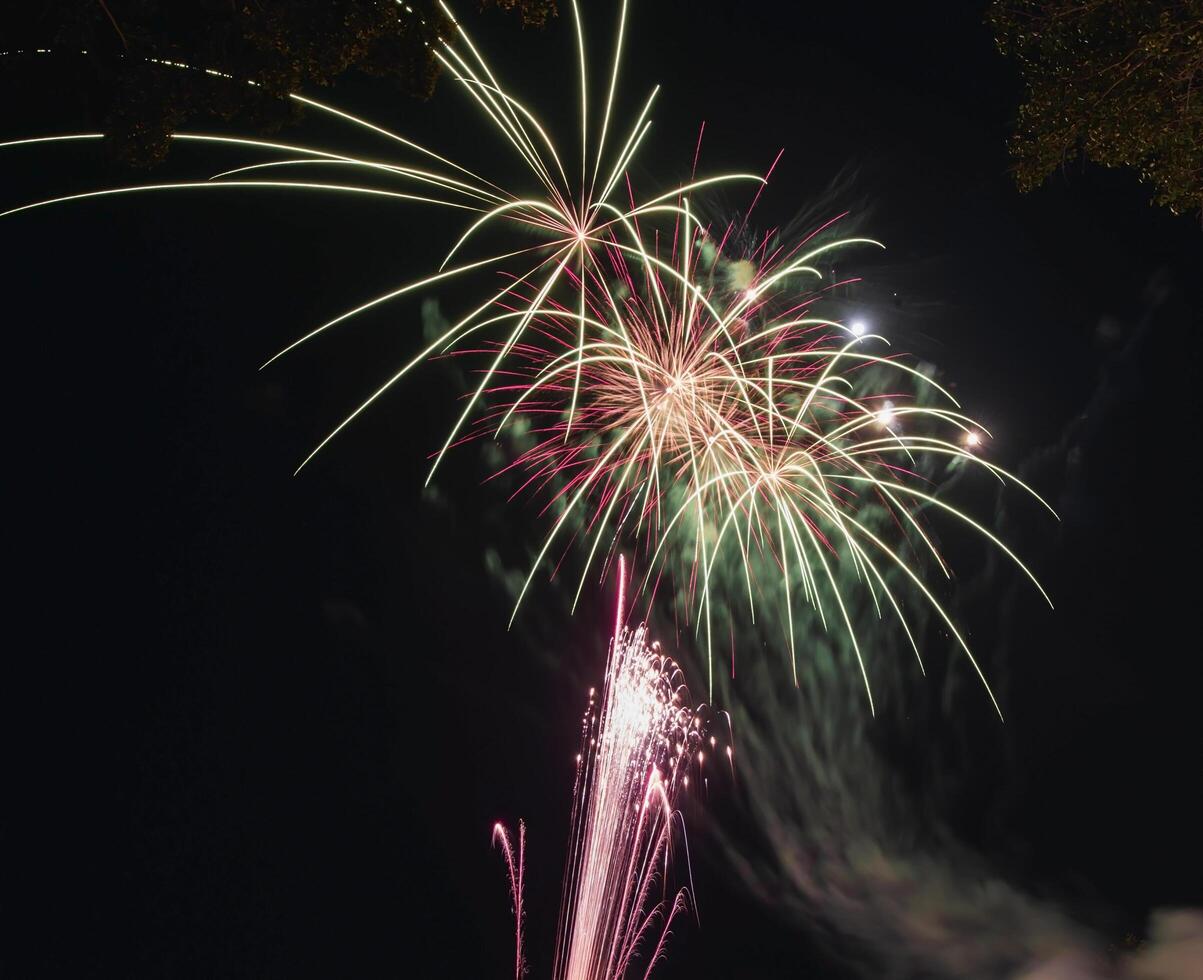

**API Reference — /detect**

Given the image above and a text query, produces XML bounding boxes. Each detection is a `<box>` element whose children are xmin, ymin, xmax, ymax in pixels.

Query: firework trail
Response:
<box><xmin>493</xmin><ymin>819</ymin><xmax>527</xmax><ymax>980</ymax></box>
<box><xmin>494</xmin><ymin>558</ymin><xmax>720</xmax><ymax>980</ymax></box>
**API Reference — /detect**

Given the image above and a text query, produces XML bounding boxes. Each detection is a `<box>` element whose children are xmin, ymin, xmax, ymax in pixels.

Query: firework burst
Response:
<box><xmin>2</xmin><ymin>2</ymin><xmax>1052</xmax><ymax>713</ymax></box>
<box><xmin>471</xmin><ymin>206</ymin><xmax>1054</xmax><ymax>715</ymax></box>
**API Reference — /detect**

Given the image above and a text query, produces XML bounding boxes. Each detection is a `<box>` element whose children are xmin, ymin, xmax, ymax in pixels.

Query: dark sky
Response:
<box><xmin>6</xmin><ymin>3</ymin><xmax>1200</xmax><ymax>978</ymax></box>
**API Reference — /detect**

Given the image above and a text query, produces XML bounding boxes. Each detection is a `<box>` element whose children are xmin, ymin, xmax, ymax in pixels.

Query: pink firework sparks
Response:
<box><xmin>495</xmin><ymin>558</ymin><xmax>719</xmax><ymax>980</ymax></box>
<box><xmin>493</xmin><ymin>819</ymin><xmax>526</xmax><ymax>980</ymax></box>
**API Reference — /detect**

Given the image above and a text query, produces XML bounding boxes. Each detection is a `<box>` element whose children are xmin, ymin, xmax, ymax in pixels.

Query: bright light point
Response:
<box><xmin>743</xmin><ymin>288</ymin><xmax>757</xmax><ymax>302</ymax></box>
<box><xmin>850</xmin><ymin>319</ymin><xmax>867</xmax><ymax>336</ymax></box>
<box><xmin>965</xmin><ymin>431</ymin><xmax>982</xmax><ymax>448</ymax></box>
<box><xmin>876</xmin><ymin>400</ymin><xmax>896</xmax><ymax>428</ymax></box>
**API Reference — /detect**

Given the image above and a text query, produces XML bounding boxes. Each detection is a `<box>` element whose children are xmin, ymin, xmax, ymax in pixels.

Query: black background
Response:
<box><xmin>6</xmin><ymin>2</ymin><xmax>1200</xmax><ymax>976</ymax></box>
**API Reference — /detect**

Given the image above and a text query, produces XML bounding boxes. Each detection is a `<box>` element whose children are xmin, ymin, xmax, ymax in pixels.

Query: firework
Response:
<box><xmin>2</xmin><ymin>3</ymin><xmax>1052</xmax><ymax>714</ymax></box>
<box><xmin>494</xmin><ymin>558</ymin><xmax>716</xmax><ymax>980</ymax></box>
<box><xmin>473</xmin><ymin>208</ymin><xmax>1054</xmax><ymax>715</ymax></box>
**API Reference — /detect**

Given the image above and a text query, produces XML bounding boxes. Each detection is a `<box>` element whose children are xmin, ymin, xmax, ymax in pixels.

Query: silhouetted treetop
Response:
<box><xmin>2</xmin><ymin>0</ymin><xmax>557</xmax><ymax>165</ymax></box>
<box><xmin>989</xmin><ymin>0</ymin><xmax>1202</xmax><ymax>217</ymax></box>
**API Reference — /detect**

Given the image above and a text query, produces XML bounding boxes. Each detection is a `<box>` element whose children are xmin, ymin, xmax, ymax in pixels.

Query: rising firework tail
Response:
<box><xmin>494</xmin><ymin>557</ymin><xmax>722</xmax><ymax>980</ymax></box>
<box><xmin>493</xmin><ymin>819</ymin><xmax>527</xmax><ymax>980</ymax></box>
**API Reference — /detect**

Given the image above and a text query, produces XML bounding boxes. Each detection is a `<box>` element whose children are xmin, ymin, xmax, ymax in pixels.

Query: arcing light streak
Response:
<box><xmin>493</xmin><ymin>819</ymin><xmax>526</xmax><ymax>980</ymax></box>
<box><xmin>495</xmin><ymin>558</ymin><xmax>714</xmax><ymax>980</ymax></box>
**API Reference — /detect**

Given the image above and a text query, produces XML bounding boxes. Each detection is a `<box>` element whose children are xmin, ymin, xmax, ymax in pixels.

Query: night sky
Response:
<box><xmin>7</xmin><ymin>3</ymin><xmax>1201</xmax><ymax>977</ymax></box>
